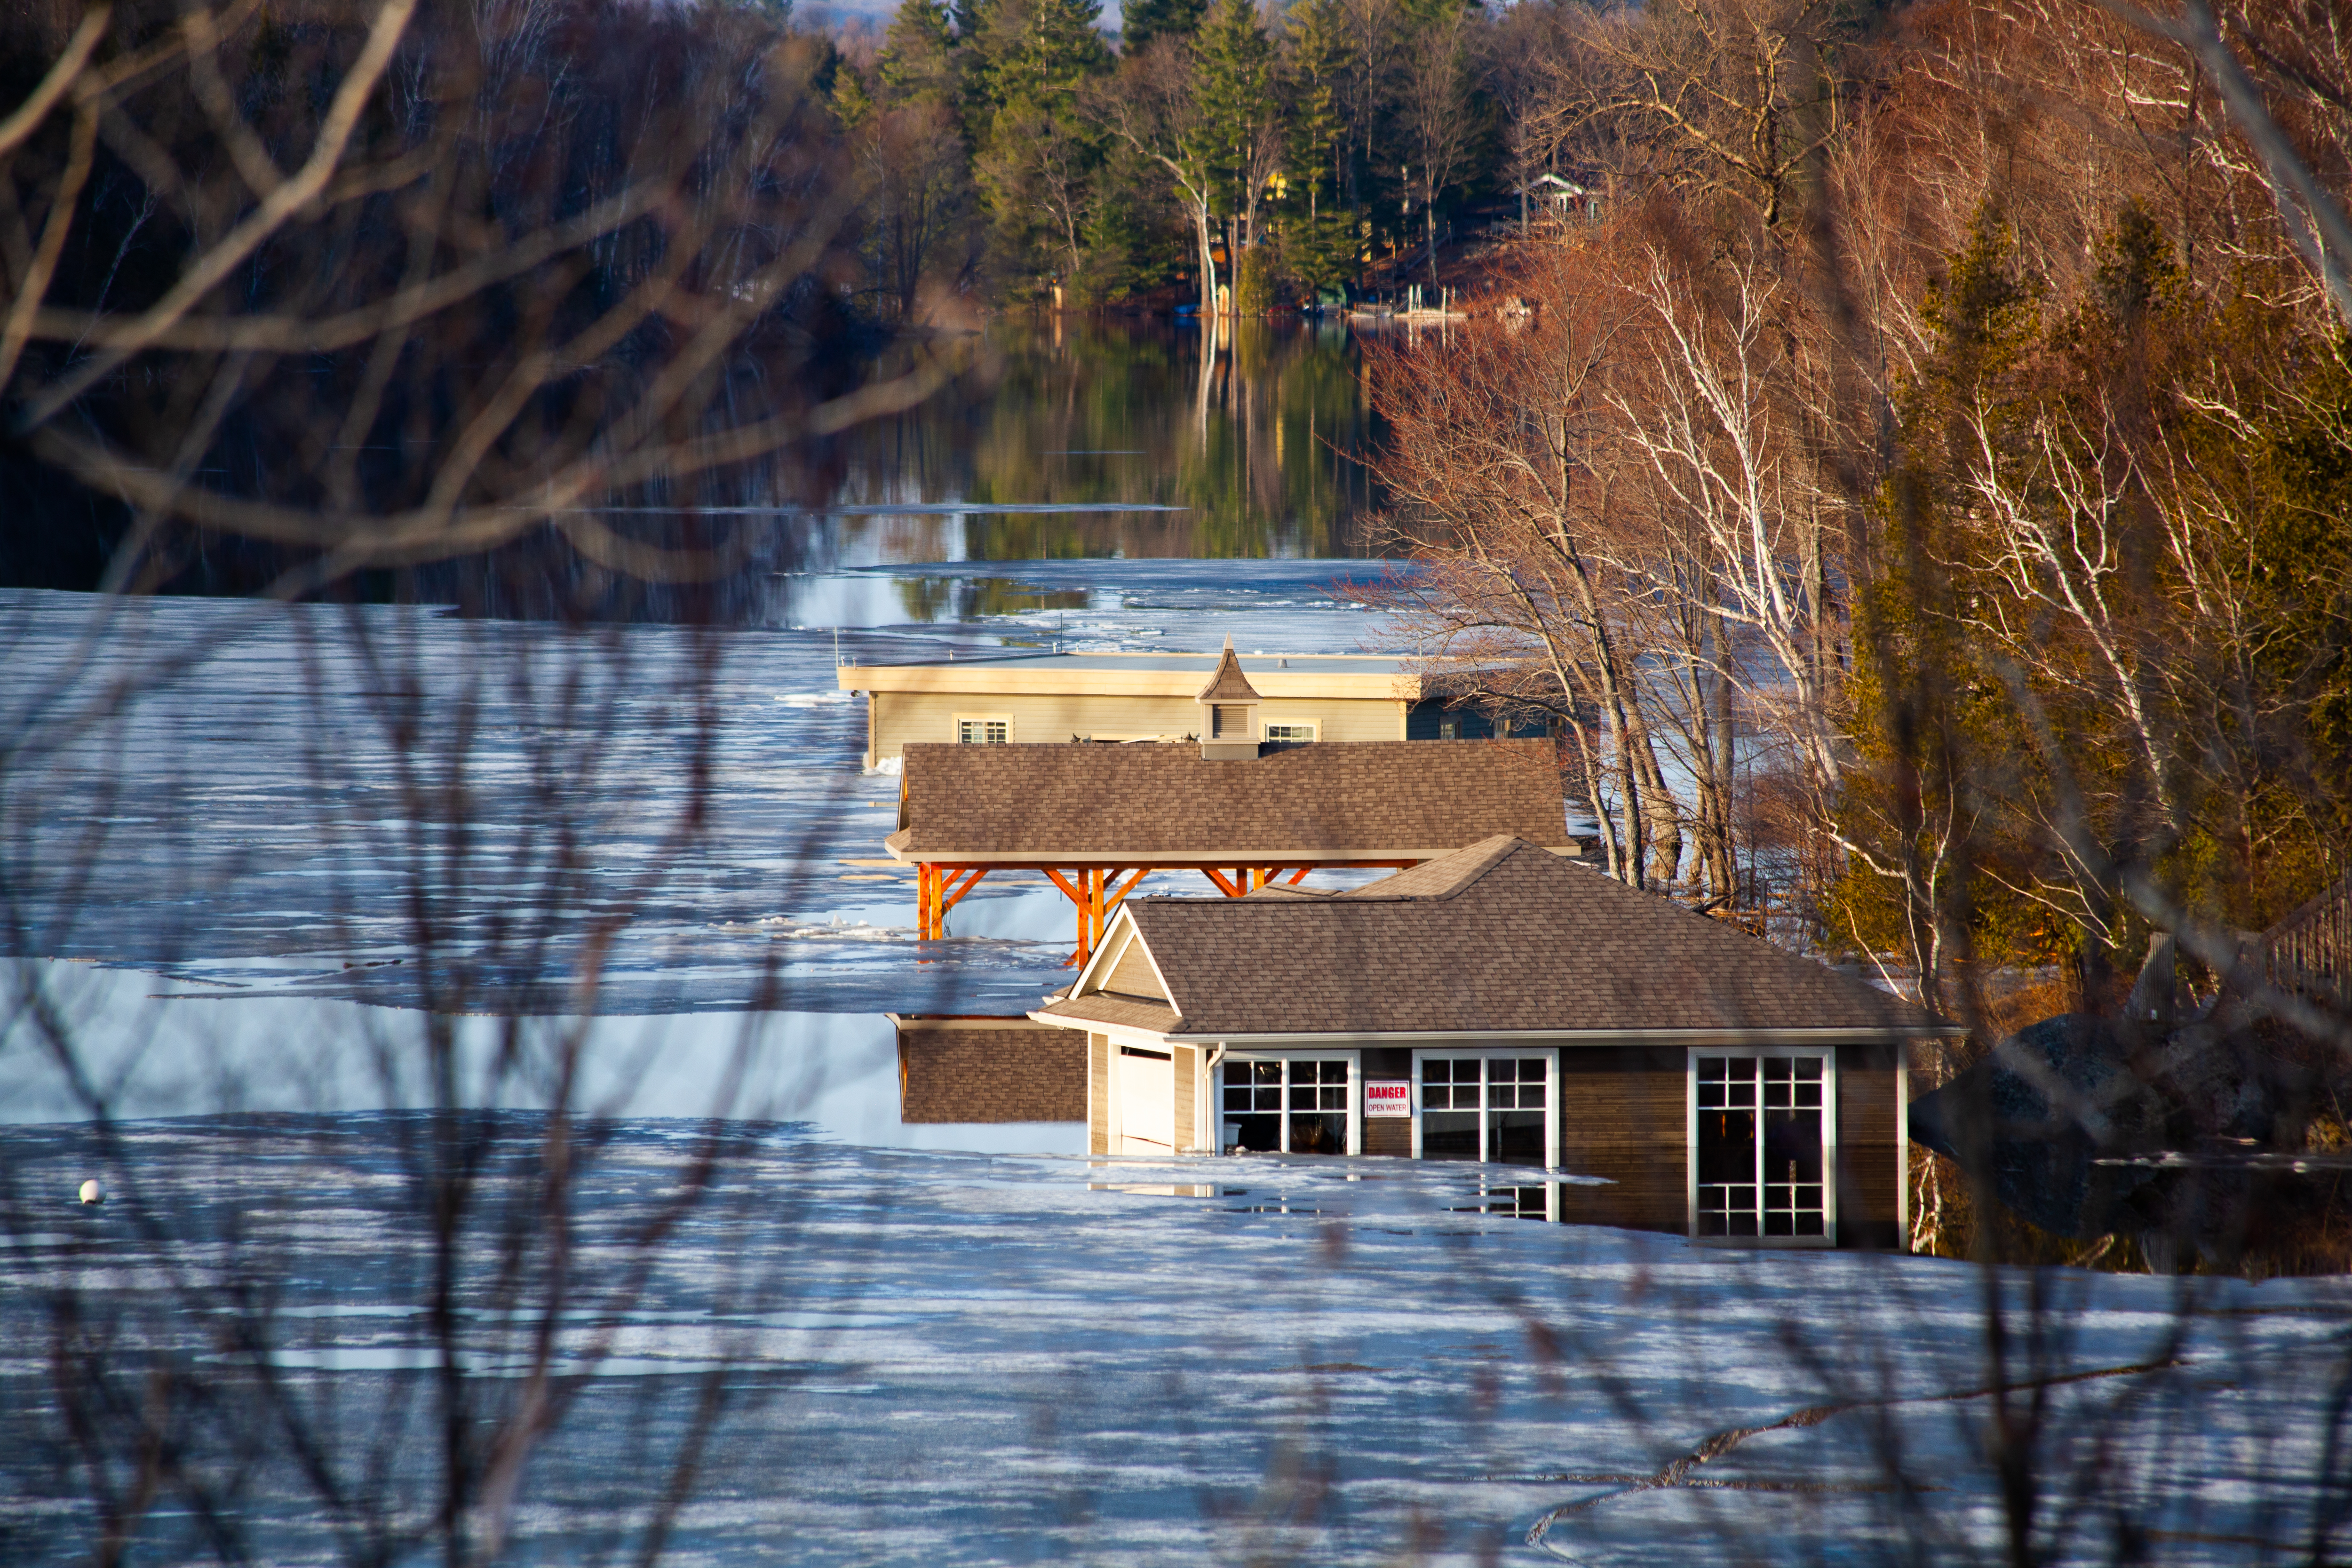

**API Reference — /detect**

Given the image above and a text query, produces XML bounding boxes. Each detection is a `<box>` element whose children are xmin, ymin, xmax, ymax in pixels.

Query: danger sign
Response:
<box><xmin>1365</xmin><ymin>1081</ymin><xmax>1411</xmax><ymax>1118</ymax></box>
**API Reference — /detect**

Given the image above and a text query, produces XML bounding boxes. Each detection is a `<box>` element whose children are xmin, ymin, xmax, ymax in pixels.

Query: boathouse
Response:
<box><xmin>1026</xmin><ymin>835</ymin><xmax>1961</xmax><ymax>1248</ymax></box>
<box><xmin>837</xmin><ymin>645</ymin><xmax>1545</xmax><ymax>767</ymax></box>
<box><xmin>883</xmin><ymin>639</ymin><xmax>1577</xmax><ymax>960</ymax></box>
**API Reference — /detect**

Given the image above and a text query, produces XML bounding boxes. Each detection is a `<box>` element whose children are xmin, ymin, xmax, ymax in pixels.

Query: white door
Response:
<box><xmin>1116</xmin><ymin>1046</ymin><xmax>1174</xmax><ymax>1154</ymax></box>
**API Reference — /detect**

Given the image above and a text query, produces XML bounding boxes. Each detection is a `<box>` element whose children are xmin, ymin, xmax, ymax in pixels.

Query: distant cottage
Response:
<box><xmin>1027</xmin><ymin>836</ymin><xmax>1959</xmax><ymax>1248</ymax></box>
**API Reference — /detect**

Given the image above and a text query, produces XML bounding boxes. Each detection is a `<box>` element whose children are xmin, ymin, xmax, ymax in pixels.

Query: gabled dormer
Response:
<box><xmin>1196</xmin><ymin>636</ymin><xmax>1261</xmax><ymax>760</ymax></box>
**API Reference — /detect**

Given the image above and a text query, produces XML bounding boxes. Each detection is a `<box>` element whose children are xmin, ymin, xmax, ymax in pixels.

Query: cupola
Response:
<box><xmin>1195</xmin><ymin>637</ymin><xmax>1261</xmax><ymax>760</ymax></box>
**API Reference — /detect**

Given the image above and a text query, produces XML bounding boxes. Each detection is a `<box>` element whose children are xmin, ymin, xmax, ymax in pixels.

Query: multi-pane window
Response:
<box><xmin>1263</xmin><ymin>723</ymin><xmax>1317</xmax><ymax>743</ymax></box>
<box><xmin>957</xmin><ymin>719</ymin><xmax>1009</xmax><ymax>744</ymax></box>
<box><xmin>1454</xmin><ymin>1178</ymin><xmax>1555</xmax><ymax>1221</ymax></box>
<box><xmin>1221</xmin><ymin>1058</ymin><xmax>1351</xmax><ymax>1155</ymax></box>
<box><xmin>1417</xmin><ymin>1055</ymin><xmax>1553</xmax><ymax>1166</ymax></box>
<box><xmin>1695</xmin><ymin>1054</ymin><xmax>1828</xmax><ymax>1240</ymax></box>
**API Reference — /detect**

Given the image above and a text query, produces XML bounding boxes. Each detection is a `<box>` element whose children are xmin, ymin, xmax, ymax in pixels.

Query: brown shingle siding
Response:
<box><xmin>897</xmin><ymin>1025</ymin><xmax>1083</xmax><ymax>1122</ymax></box>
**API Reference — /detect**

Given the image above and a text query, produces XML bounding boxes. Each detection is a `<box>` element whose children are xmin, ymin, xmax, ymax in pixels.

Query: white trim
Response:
<box><xmin>1261</xmin><ymin>720</ymin><xmax>1319</xmax><ymax>743</ymax></box>
<box><xmin>1408</xmin><ymin>1045</ymin><xmax>1560</xmax><ymax>1170</ymax></box>
<box><xmin>952</xmin><ymin>712</ymin><xmax>1014</xmax><ymax>743</ymax></box>
<box><xmin>1027</xmin><ymin>1012</ymin><xmax>1177</xmax><ymax>1052</ymax></box>
<box><xmin>1214</xmin><ymin>1047</ymin><xmax>1362</xmax><ymax>1156</ymax></box>
<box><xmin>1896</xmin><ymin>1048</ymin><xmax>1911</xmax><ymax>1252</ymax></box>
<box><xmin>1065</xmin><ymin>905</ymin><xmax>1141</xmax><ymax>996</ymax></box>
<box><xmin>1685</xmin><ymin>1045</ymin><xmax>1839</xmax><ymax>1249</ymax></box>
<box><xmin>1167</xmin><ymin>1026</ymin><xmax>1963</xmax><ymax>1045</ymax></box>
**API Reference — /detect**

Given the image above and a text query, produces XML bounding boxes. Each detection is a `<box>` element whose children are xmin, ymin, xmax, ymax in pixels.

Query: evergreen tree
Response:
<box><xmin>1120</xmin><ymin>0</ymin><xmax>1207</xmax><ymax>52</ymax></box>
<box><xmin>1278</xmin><ymin>0</ymin><xmax>1355</xmax><ymax>296</ymax></box>
<box><xmin>832</xmin><ymin>63</ymin><xmax>879</xmax><ymax>131</ymax></box>
<box><xmin>876</xmin><ymin>0</ymin><xmax>960</xmax><ymax>108</ymax></box>
<box><xmin>976</xmin><ymin>0</ymin><xmax>1111</xmax><ymax>114</ymax></box>
<box><xmin>1192</xmin><ymin>0</ymin><xmax>1276</xmax><ymax>272</ymax></box>
<box><xmin>970</xmin><ymin>0</ymin><xmax>1114</xmax><ymax>292</ymax></box>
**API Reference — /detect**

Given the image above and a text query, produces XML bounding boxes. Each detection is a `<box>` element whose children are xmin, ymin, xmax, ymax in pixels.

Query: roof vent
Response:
<box><xmin>1196</xmin><ymin>636</ymin><xmax>1261</xmax><ymax>760</ymax></box>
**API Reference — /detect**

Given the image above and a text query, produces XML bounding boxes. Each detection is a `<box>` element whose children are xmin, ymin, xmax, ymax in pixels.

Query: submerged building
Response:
<box><xmin>879</xmin><ymin>640</ymin><xmax>1580</xmax><ymax>961</ymax></box>
<box><xmin>1025</xmin><ymin>835</ymin><xmax>1959</xmax><ymax>1249</ymax></box>
<box><xmin>835</xmin><ymin>646</ymin><xmax>1546</xmax><ymax>768</ymax></box>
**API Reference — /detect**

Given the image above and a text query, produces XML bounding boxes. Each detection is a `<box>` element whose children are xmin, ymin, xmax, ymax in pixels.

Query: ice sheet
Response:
<box><xmin>0</xmin><ymin>1114</ymin><xmax>2343</xmax><ymax>1565</ymax></box>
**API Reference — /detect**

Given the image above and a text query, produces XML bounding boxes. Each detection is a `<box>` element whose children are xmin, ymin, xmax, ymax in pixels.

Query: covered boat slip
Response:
<box><xmin>880</xmin><ymin>640</ymin><xmax>1579</xmax><ymax>962</ymax></box>
<box><xmin>1033</xmin><ymin>836</ymin><xmax>1955</xmax><ymax>1248</ymax></box>
<box><xmin>891</xmin><ymin>738</ymin><xmax>1572</xmax><ymax>958</ymax></box>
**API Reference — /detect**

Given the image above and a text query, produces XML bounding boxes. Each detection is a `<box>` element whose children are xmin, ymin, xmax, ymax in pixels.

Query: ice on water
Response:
<box><xmin>1</xmin><ymin>1114</ymin><xmax>2343</xmax><ymax>1565</ymax></box>
<box><xmin>7</xmin><ymin>570</ymin><xmax>2349</xmax><ymax>1564</ymax></box>
<box><xmin>0</xmin><ymin>565</ymin><xmax>1377</xmax><ymax>1017</ymax></box>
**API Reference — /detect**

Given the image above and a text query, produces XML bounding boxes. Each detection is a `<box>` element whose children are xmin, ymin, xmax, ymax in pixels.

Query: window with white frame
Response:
<box><xmin>1692</xmin><ymin>1050</ymin><xmax>1834</xmax><ymax>1242</ymax></box>
<box><xmin>1263</xmin><ymin>722</ymin><xmax>1318</xmax><ymax>743</ymax></box>
<box><xmin>955</xmin><ymin>717</ymin><xmax>1010</xmax><ymax>744</ymax></box>
<box><xmin>1220</xmin><ymin>1055</ymin><xmax>1356</xmax><ymax>1155</ymax></box>
<box><xmin>1413</xmin><ymin>1050</ymin><xmax>1557</xmax><ymax>1167</ymax></box>
<box><xmin>1454</xmin><ymin>1175</ymin><xmax>1557</xmax><ymax>1221</ymax></box>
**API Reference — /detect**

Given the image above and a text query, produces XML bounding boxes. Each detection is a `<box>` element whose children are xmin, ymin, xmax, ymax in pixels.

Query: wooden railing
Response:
<box><xmin>2266</xmin><ymin>868</ymin><xmax>2352</xmax><ymax>1006</ymax></box>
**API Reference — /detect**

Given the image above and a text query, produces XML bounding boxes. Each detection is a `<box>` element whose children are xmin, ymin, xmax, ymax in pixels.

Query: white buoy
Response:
<box><xmin>78</xmin><ymin>1178</ymin><xmax>103</xmax><ymax>1205</ymax></box>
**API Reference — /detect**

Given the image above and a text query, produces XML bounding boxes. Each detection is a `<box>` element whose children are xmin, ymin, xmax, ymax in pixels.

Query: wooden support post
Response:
<box><xmin>1200</xmin><ymin>867</ymin><xmax>1245</xmax><ymax>897</ymax></box>
<box><xmin>1041</xmin><ymin>866</ymin><xmax>1092</xmax><ymax>966</ymax></box>
<box><xmin>917</xmin><ymin>863</ymin><xmax>935</xmax><ymax>939</ymax></box>
<box><xmin>935</xmin><ymin>867</ymin><xmax>988</xmax><ymax>935</ymax></box>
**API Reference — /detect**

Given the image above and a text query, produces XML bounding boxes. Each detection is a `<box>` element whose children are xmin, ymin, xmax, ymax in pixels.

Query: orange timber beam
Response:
<box><xmin>908</xmin><ymin>859</ymin><xmax>1423</xmax><ymax>962</ymax></box>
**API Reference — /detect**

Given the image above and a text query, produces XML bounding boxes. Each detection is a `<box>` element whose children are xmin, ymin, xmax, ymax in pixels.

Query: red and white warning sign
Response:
<box><xmin>1364</xmin><ymin>1081</ymin><xmax>1411</xmax><ymax>1118</ymax></box>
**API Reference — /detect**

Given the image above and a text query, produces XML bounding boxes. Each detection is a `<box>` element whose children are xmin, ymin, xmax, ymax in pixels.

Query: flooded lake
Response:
<box><xmin>0</xmin><ymin>315</ymin><xmax>1403</xmax><ymax>1138</ymax></box>
<box><xmin>7</xmin><ymin>320</ymin><xmax>2346</xmax><ymax>1568</ymax></box>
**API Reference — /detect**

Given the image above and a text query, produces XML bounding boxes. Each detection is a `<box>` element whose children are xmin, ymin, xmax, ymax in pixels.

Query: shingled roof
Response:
<box><xmin>885</xmin><ymin>740</ymin><xmax>1570</xmax><ymax>861</ymax></box>
<box><xmin>1035</xmin><ymin>836</ymin><xmax>1948</xmax><ymax>1038</ymax></box>
<box><xmin>1196</xmin><ymin>637</ymin><xmax>1262</xmax><ymax>703</ymax></box>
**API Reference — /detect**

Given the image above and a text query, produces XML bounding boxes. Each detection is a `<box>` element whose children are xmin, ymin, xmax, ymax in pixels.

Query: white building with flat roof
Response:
<box><xmin>836</xmin><ymin>648</ymin><xmax>1535</xmax><ymax>767</ymax></box>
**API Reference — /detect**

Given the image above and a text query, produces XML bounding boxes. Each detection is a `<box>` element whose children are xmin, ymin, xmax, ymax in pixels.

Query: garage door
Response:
<box><xmin>1117</xmin><ymin>1045</ymin><xmax>1174</xmax><ymax>1154</ymax></box>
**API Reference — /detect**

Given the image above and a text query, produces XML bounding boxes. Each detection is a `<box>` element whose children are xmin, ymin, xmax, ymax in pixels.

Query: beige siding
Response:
<box><xmin>1089</xmin><ymin>1034</ymin><xmax>1109</xmax><ymax>1155</ymax></box>
<box><xmin>871</xmin><ymin>690</ymin><xmax>1406</xmax><ymax>758</ymax></box>
<box><xmin>1104</xmin><ymin>934</ymin><xmax>1167</xmax><ymax>1000</ymax></box>
<box><xmin>1173</xmin><ymin>1045</ymin><xmax>1197</xmax><ymax>1150</ymax></box>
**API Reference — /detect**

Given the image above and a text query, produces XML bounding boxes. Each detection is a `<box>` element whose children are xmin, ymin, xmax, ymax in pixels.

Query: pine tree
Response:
<box><xmin>876</xmin><ymin>0</ymin><xmax>960</xmax><ymax>108</ymax></box>
<box><xmin>969</xmin><ymin>0</ymin><xmax>1113</xmax><ymax>291</ymax></box>
<box><xmin>1279</xmin><ymin>0</ymin><xmax>1354</xmax><ymax>297</ymax></box>
<box><xmin>1120</xmin><ymin>0</ymin><xmax>1207</xmax><ymax>52</ymax></box>
<box><xmin>1192</xmin><ymin>0</ymin><xmax>1276</xmax><ymax>275</ymax></box>
<box><xmin>977</xmin><ymin>0</ymin><xmax>1111</xmax><ymax>115</ymax></box>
